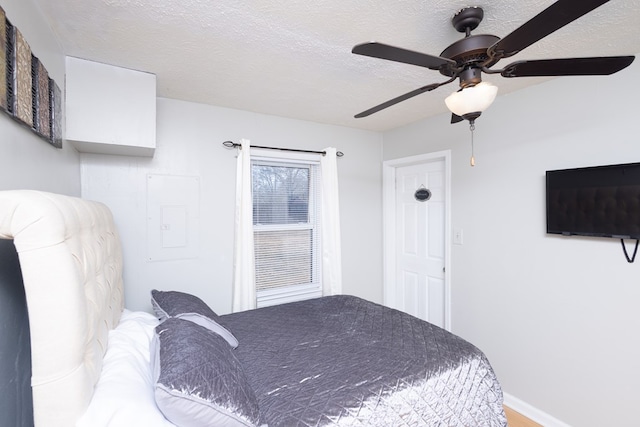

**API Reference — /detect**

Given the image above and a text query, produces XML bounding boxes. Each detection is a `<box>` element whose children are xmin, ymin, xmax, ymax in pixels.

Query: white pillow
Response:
<box><xmin>76</xmin><ymin>310</ymin><xmax>176</xmax><ymax>427</ymax></box>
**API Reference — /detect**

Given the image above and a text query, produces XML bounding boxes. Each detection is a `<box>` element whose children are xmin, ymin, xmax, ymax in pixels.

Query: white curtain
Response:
<box><xmin>232</xmin><ymin>139</ymin><xmax>256</xmax><ymax>312</ymax></box>
<box><xmin>320</xmin><ymin>147</ymin><xmax>343</xmax><ymax>295</ymax></box>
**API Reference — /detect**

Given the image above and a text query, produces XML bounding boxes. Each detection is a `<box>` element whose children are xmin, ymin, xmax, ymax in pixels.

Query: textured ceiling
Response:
<box><xmin>32</xmin><ymin>0</ymin><xmax>640</xmax><ymax>132</ymax></box>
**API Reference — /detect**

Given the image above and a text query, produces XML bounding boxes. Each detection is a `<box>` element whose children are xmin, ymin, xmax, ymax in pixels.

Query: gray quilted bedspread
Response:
<box><xmin>221</xmin><ymin>295</ymin><xmax>507</xmax><ymax>427</ymax></box>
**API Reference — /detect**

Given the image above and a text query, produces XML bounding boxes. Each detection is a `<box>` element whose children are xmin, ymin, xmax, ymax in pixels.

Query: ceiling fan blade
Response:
<box><xmin>355</xmin><ymin>83</ymin><xmax>443</xmax><ymax>118</ymax></box>
<box><xmin>451</xmin><ymin>114</ymin><xmax>464</xmax><ymax>124</ymax></box>
<box><xmin>489</xmin><ymin>0</ymin><xmax>610</xmax><ymax>59</ymax></box>
<box><xmin>501</xmin><ymin>56</ymin><xmax>635</xmax><ymax>77</ymax></box>
<box><xmin>352</xmin><ymin>42</ymin><xmax>455</xmax><ymax>70</ymax></box>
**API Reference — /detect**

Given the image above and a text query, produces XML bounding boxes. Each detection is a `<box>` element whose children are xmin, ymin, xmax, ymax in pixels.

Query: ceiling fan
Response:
<box><xmin>352</xmin><ymin>0</ymin><xmax>635</xmax><ymax>124</ymax></box>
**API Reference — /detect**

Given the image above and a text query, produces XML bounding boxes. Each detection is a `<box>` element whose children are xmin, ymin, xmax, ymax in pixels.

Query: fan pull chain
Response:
<box><xmin>469</xmin><ymin>120</ymin><xmax>476</xmax><ymax>167</ymax></box>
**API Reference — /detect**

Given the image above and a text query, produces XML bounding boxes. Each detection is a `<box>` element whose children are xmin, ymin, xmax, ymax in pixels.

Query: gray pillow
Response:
<box><xmin>151</xmin><ymin>290</ymin><xmax>239</xmax><ymax>348</ymax></box>
<box><xmin>152</xmin><ymin>318</ymin><xmax>261</xmax><ymax>427</ymax></box>
<box><xmin>151</xmin><ymin>289</ymin><xmax>219</xmax><ymax>320</ymax></box>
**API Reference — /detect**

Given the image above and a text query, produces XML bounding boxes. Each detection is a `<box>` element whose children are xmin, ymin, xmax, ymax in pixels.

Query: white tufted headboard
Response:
<box><xmin>0</xmin><ymin>190</ymin><xmax>124</xmax><ymax>427</ymax></box>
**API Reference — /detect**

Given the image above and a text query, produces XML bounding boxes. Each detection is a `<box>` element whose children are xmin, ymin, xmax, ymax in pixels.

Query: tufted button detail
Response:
<box><xmin>0</xmin><ymin>190</ymin><xmax>124</xmax><ymax>427</ymax></box>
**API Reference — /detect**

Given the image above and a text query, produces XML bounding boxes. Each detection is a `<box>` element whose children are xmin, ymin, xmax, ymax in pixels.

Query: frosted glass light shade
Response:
<box><xmin>445</xmin><ymin>82</ymin><xmax>498</xmax><ymax>116</ymax></box>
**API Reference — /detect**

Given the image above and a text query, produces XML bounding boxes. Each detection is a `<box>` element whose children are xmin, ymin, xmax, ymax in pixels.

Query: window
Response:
<box><xmin>252</xmin><ymin>158</ymin><xmax>322</xmax><ymax>307</ymax></box>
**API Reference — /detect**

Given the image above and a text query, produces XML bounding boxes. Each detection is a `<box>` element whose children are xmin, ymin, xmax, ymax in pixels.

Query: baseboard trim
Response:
<box><xmin>503</xmin><ymin>392</ymin><xmax>572</xmax><ymax>427</ymax></box>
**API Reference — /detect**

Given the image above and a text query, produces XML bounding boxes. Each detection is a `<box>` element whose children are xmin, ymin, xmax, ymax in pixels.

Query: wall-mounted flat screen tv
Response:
<box><xmin>546</xmin><ymin>162</ymin><xmax>640</xmax><ymax>239</ymax></box>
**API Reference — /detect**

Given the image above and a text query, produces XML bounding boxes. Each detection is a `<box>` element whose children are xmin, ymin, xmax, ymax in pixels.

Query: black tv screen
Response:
<box><xmin>546</xmin><ymin>162</ymin><xmax>640</xmax><ymax>239</ymax></box>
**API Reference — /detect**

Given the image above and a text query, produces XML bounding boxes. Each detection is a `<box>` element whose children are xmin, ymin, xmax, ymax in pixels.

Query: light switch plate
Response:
<box><xmin>453</xmin><ymin>228</ymin><xmax>463</xmax><ymax>245</ymax></box>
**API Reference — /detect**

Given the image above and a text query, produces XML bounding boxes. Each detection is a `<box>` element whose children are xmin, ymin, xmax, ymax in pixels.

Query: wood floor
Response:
<box><xmin>504</xmin><ymin>406</ymin><xmax>543</xmax><ymax>427</ymax></box>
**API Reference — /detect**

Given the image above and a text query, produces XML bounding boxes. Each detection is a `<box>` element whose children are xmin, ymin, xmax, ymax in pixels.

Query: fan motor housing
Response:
<box><xmin>439</xmin><ymin>34</ymin><xmax>501</xmax><ymax>77</ymax></box>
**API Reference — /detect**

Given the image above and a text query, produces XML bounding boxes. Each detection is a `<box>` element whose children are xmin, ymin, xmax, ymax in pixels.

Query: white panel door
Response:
<box><xmin>394</xmin><ymin>160</ymin><xmax>445</xmax><ymax>327</ymax></box>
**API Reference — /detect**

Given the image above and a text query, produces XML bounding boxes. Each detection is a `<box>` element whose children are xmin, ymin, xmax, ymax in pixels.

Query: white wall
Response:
<box><xmin>383</xmin><ymin>59</ymin><xmax>640</xmax><ymax>426</ymax></box>
<box><xmin>82</xmin><ymin>98</ymin><xmax>383</xmax><ymax>315</ymax></box>
<box><xmin>0</xmin><ymin>0</ymin><xmax>79</xmax><ymax>194</ymax></box>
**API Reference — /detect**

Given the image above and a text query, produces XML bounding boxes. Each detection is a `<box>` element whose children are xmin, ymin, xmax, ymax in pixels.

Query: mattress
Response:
<box><xmin>221</xmin><ymin>295</ymin><xmax>507</xmax><ymax>426</ymax></box>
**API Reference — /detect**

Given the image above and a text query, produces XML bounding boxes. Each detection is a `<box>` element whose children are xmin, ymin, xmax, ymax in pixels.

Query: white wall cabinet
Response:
<box><xmin>65</xmin><ymin>57</ymin><xmax>156</xmax><ymax>157</ymax></box>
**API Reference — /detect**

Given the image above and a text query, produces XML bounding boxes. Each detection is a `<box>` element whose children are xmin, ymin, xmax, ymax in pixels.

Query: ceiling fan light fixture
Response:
<box><xmin>444</xmin><ymin>82</ymin><xmax>498</xmax><ymax>117</ymax></box>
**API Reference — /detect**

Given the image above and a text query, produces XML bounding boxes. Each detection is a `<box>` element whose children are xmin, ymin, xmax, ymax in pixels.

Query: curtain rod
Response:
<box><xmin>222</xmin><ymin>141</ymin><xmax>344</xmax><ymax>157</ymax></box>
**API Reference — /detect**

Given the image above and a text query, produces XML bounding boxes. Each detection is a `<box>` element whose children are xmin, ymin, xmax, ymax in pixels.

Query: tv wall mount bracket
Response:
<box><xmin>620</xmin><ymin>239</ymin><xmax>639</xmax><ymax>263</ymax></box>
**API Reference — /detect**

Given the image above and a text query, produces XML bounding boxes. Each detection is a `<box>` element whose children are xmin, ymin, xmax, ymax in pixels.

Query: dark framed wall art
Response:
<box><xmin>1</xmin><ymin>5</ymin><xmax>62</xmax><ymax>148</ymax></box>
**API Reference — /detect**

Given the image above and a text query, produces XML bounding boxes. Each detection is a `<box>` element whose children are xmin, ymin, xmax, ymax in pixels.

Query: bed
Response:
<box><xmin>0</xmin><ymin>190</ymin><xmax>507</xmax><ymax>426</ymax></box>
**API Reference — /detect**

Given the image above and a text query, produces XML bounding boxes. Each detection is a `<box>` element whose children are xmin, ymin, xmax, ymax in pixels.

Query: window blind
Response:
<box><xmin>252</xmin><ymin>160</ymin><xmax>322</xmax><ymax>307</ymax></box>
